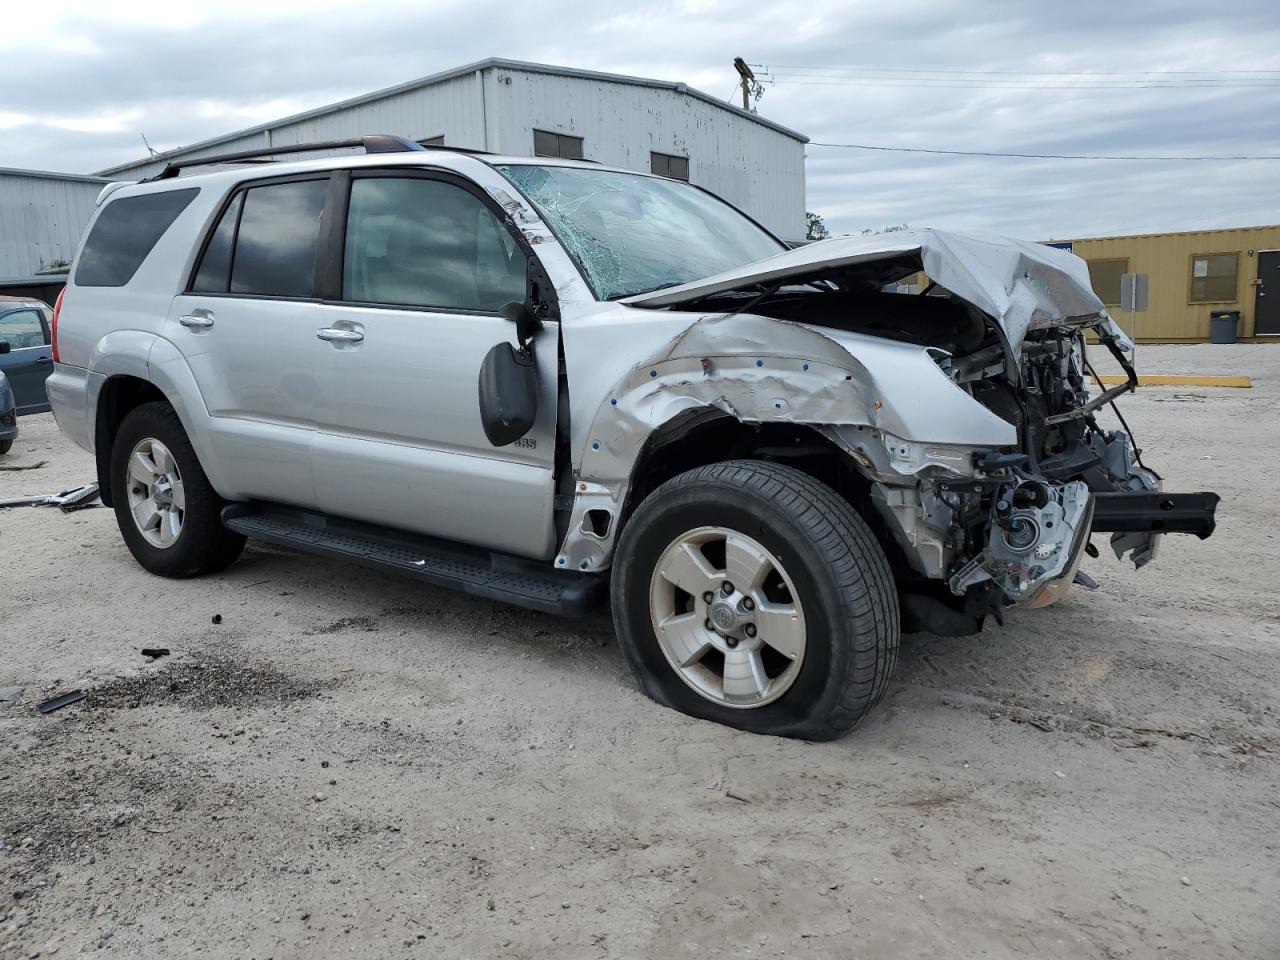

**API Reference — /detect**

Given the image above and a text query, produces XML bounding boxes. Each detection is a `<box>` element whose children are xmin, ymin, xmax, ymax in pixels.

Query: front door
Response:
<box><xmin>164</xmin><ymin>175</ymin><xmax>333</xmax><ymax>507</ymax></box>
<box><xmin>0</xmin><ymin>305</ymin><xmax>53</xmax><ymax>413</ymax></box>
<box><xmin>309</xmin><ymin>170</ymin><xmax>559</xmax><ymax>560</ymax></box>
<box><xmin>1255</xmin><ymin>250</ymin><xmax>1280</xmax><ymax>336</ymax></box>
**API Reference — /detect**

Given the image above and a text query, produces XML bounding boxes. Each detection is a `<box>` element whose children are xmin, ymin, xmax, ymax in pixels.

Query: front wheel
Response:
<box><xmin>611</xmin><ymin>460</ymin><xmax>899</xmax><ymax>741</ymax></box>
<box><xmin>110</xmin><ymin>401</ymin><xmax>245</xmax><ymax>578</ymax></box>
<box><xmin>0</xmin><ymin>439</ymin><xmax>11</xmax><ymax>455</ymax></box>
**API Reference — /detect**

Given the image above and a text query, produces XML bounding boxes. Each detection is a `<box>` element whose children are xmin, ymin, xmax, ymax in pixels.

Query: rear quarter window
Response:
<box><xmin>74</xmin><ymin>188</ymin><xmax>199</xmax><ymax>287</ymax></box>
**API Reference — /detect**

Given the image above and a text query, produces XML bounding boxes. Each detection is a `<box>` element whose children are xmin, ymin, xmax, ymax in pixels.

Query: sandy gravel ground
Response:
<box><xmin>1</xmin><ymin>344</ymin><xmax>1277</xmax><ymax>959</ymax></box>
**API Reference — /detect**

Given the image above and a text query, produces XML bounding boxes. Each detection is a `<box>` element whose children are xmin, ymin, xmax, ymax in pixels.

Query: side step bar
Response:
<box><xmin>1090</xmin><ymin>491</ymin><xmax>1220</xmax><ymax>539</ymax></box>
<box><xmin>222</xmin><ymin>503</ymin><xmax>607</xmax><ymax>617</ymax></box>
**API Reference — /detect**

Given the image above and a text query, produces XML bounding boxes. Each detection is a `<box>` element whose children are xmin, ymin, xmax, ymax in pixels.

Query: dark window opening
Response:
<box><xmin>419</xmin><ymin>135</ymin><xmax>445</xmax><ymax>147</ymax></box>
<box><xmin>1189</xmin><ymin>252</ymin><xmax>1239</xmax><ymax>303</ymax></box>
<box><xmin>650</xmin><ymin>151</ymin><xmax>690</xmax><ymax>181</ymax></box>
<box><xmin>533</xmin><ymin>129</ymin><xmax>584</xmax><ymax>160</ymax></box>
<box><xmin>191</xmin><ymin>192</ymin><xmax>244</xmax><ymax>293</ymax></box>
<box><xmin>229</xmin><ymin>179</ymin><xmax>328</xmax><ymax>298</ymax></box>
<box><xmin>74</xmin><ymin>188</ymin><xmax>199</xmax><ymax>287</ymax></box>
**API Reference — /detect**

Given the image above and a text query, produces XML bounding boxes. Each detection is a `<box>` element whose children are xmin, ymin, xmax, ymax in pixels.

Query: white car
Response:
<box><xmin>46</xmin><ymin>136</ymin><xmax>1218</xmax><ymax>739</ymax></box>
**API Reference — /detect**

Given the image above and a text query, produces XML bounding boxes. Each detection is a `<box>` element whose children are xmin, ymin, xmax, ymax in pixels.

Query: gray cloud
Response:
<box><xmin>1</xmin><ymin>0</ymin><xmax>1276</xmax><ymax>240</ymax></box>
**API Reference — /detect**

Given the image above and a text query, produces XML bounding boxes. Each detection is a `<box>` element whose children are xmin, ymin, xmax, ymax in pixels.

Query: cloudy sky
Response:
<box><xmin>2</xmin><ymin>0</ymin><xmax>1277</xmax><ymax>239</ymax></box>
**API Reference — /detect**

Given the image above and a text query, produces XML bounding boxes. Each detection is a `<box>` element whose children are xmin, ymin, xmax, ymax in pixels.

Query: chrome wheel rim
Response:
<box><xmin>649</xmin><ymin>526</ymin><xmax>806</xmax><ymax>709</ymax></box>
<box><xmin>125</xmin><ymin>438</ymin><xmax>185</xmax><ymax>549</ymax></box>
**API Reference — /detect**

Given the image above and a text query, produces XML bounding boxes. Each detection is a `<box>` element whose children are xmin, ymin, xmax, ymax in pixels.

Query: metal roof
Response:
<box><xmin>95</xmin><ymin>58</ymin><xmax>808</xmax><ymax>176</ymax></box>
<box><xmin>0</xmin><ymin>166</ymin><xmax>111</xmax><ymax>184</ymax></box>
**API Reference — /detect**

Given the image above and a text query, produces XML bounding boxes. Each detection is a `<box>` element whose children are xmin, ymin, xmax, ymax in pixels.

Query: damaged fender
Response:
<box><xmin>554</xmin><ymin>311</ymin><xmax>1014</xmax><ymax>572</ymax></box>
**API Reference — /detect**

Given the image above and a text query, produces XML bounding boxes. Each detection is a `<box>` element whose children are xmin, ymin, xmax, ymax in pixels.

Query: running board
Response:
<box><xmin>221</xmin><ymin>503</ymin><xmax>606</xmax><ymax>617</ymax></box>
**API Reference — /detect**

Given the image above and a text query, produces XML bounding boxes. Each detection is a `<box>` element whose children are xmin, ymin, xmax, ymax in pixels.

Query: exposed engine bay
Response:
<box><xmin>624</xmin><ymin>230</ymin><xmax>1221</xmax><ymax>635</ymax></box>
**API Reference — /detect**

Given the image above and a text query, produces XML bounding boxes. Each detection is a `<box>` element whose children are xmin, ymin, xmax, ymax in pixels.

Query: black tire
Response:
<box><xmin>611</xmin><ymin>460</ymin><xmax>899</xmax><ymax>741</ymax></box>
<box><xmin>110</xmin><ymin>401</ymin><xmax>245</xmax><ymax>578</ymax></box>
<box><xmin>0</xmin><ymin>439</ymin><xmax>11</xmax><ymax>455</ymax></box>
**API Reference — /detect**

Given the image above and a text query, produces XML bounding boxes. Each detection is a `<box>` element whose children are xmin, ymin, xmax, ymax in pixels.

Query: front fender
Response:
<box><xmin>555</xmin><ymin>311</ymin><xmax>1015</xmax><ymax>572</ymax></box>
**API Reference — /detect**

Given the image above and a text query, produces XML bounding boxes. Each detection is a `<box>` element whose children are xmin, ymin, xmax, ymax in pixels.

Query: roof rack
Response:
<box><xmin>147</xmin><ymin>135</ymin><xmax>489</xmax><ymax>181</ymax></box>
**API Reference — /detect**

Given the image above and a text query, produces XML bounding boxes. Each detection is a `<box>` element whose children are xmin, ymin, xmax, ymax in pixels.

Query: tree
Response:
<box><xmin>805</xmin><ymin>212</ymin><xmax>830</xmax><ymax>242</ymax></box>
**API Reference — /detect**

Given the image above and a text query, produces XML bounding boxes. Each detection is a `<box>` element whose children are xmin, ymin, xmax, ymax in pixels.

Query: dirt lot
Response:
<box><xmin>2</xmin><ymin>343</ymin><xmax>1278</xmax><ymax>959</ymax></box>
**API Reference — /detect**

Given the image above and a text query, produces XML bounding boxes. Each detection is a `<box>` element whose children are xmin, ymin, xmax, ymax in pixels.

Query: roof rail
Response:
<box><xmin>146</xmin><ymin>135</ymin><xmax>487</xmax><ymax>181</ymax></box>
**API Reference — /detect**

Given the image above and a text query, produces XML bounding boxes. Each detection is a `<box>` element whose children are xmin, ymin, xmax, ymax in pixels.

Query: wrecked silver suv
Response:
<box><xmin>47</xmin><ymin>137</ymin><xmax>1218</xmax><ymax>740</ymax></box>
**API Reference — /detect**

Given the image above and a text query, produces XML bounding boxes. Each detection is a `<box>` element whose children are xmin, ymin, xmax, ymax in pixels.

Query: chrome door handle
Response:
<box><xmin>316</xmin><ymin>327</ymin><xmax>364</xmax><ymax>343</ymax></box>
<box><xmin>179</xmin><ymin>314</ymin><xmax>214</xmax><ymax>329</ymax></box>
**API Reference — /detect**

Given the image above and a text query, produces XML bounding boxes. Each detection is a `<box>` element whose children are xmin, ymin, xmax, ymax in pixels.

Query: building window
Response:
<box><xmin>1086</xmin><ymin>258</ymin><xmax>1128</xmax><ymax>306</ymax></box>
<box><xmin>1189</xmin><ymin>252</ymin><xmax>1239</xmax><ymax>303</ymax></box>
<box><xmin>533</xmin><ymin>129</ymin><xmax>584</xmax><ymax>160</ymax></box>
<box><xmin>419</xmin><ymin>135</ymin><xmax>445</xmax><ymax>147</ymax></box>
<box><xmin>650</xmin><ymin>152</ymin><xmax>690</xmax><ymax>181</ymax></box>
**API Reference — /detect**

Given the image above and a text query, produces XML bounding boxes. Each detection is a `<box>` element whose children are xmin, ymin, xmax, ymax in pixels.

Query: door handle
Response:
<box><xmin>180</xmin><ymin>314</ymin><xmax>215</xmax><ymax>329</ymax></box>
<box><xmin>35</xmin><ymin>356</ymin><xmax>52</xmax><ymax>364</ymax></box>
<box><xmin>316</xmin><ymin>327</ymin><xmax>364</xmax><ymax>343</ymax></box>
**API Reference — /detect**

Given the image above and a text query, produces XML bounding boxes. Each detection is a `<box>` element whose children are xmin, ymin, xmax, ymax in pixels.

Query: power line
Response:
<box><xmin>766</xmin><ymin>77</ymin><xmax>1279</xmax><ymax>90</ymax></box>
<box><xmin>750</xmin><ymin>62</ymin><xmax>1280</xmax><ymax>77</ymax></box>
<box><xmin>808</xmin><ymin>141</ymin><xmax>1280</xmax><ymax>161</ymax></box>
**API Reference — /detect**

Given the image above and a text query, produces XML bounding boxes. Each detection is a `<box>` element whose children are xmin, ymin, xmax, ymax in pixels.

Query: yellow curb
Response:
<box><xmin>1095</xmin><ymin>374</ymin><xmax>1252</xmax><ymax>388</ymax></box>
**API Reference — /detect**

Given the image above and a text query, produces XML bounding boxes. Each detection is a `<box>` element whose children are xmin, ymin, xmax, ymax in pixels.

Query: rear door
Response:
<box><xmin>164</xmin><ymin>174</ymin><xmax>333</xmax><ymax>508</ymax></box>
<box><xmin>309</xmin><ymin>169</ymin><xmax>560</xmax><ymax>559</ymax></box>
<box><xmin>0</xmin><ymin>305</ymin><xmax>53</xmax><ymax>413</ymax></box>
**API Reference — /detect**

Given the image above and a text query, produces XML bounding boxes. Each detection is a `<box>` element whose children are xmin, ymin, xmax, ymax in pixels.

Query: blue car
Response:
<box><xmin>0</xmin><ymin>368</ymin><xmax>15</xmax><ymax>454</ymax></box>
<box><xmin>0</xmin><ymin>297</ymin><xmax>55</xmax><ymax>422</ymax></box>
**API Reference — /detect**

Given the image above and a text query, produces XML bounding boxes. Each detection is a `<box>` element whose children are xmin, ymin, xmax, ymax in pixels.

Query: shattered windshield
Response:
<box><xmin>497</xmin><ymin>164</ymin><xmax>785</xmax><ymax>300</ymax></box>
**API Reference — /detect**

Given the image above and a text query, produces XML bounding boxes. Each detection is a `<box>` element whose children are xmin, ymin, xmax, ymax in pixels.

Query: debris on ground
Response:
<box><xmin>141</xmin><ymin>648</ymin><xmax>170</xmax><ymax>660</ymax></box>
<box><xmin>36</xmin><ymin>689</ymin><xmax>86</xmax><ymax>713</ymax></box>
<box><xmin>211</xmin><ymin>614</ymin><xmax>223</xmax><ymax>625</ymax></box>
<box><xmin>0</xmin><ymin>686</ymin><xmax>25</xmax><ymax>701</ymax></box>
<box><xmin>0</xmin><ymin>481</ymin><xmax>101</xmax><ymax>512</ymax></box>
<box><xmin>0</xmin><ymin>459</ymin><xmax>48</xmax><ymax>471</ymax></box>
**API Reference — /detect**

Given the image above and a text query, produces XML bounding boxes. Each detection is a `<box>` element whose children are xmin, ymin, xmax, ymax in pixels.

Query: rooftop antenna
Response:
<box><xmin>140</xmin><ymin>132</ymin><xmax>160</xmax><ymax>159</ymax></box>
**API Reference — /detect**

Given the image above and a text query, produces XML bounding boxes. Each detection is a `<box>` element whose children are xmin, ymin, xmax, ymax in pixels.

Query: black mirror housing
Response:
<box><xmin>478</xmin><ymin>342</ymin><xmax>538</xmax><ymax>446</ymax></box>
<box><xmin>499</xmin><ymin>301</ymin><xmax>543</xmax><ymax>349</ymax></box>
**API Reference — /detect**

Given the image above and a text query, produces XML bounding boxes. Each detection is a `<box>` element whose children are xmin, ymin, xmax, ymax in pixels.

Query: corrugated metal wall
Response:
<box><xmin>0</xmin><ymin>171</ymin><xmax>106</xmax><ymax>279</ymax></box>
<box><xmin>98</xmin><ymin>65</ymin><xmax>807</xmax><ymax>239</ymax></box>
<box><xmin>1073</xmin><ymin>225</ymin><xmax>1280</xmax><ymax>340</ymax></box>
<box><xmin>485</xmin><ymin>68</ymin><xmax>806</xmax><ymax>238</ymax></box>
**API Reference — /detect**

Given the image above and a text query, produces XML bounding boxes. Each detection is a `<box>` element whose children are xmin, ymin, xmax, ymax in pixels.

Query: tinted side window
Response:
<box><xmin>191</xmin><ymin>192</ymin><xmax>244</xmax><ymax>293</ymax></box>
<box><xmin>342</xmin><ymin>177</ymin><xmax>526</xmax><ymax>312</ymax></box>
<box><xmin>0</xmin><ymin>309</ymin><xmax>46</xmax><ymax>349</ymax></box>
<box><xmin>75</xmin><ymin>188</ymin><xmax>199</xmax><ymax>287</ymax></box>
<box><xmin>230</xmin><ymin>179</ymin><xmax>327</xmax><ymax>298</ymax></box>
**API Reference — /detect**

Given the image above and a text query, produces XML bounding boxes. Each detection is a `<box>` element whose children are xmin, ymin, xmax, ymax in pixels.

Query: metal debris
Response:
<box><xmin>36</xmin><ymin>690</ymin><xmax>86</xmax><ymax>714</ymax></box>
<box><xmin>0</xmin><ymin>460</ymin><xmax>48</xmax><ymax>471</ymax></box>
<box><xmin>0</xmin><ymin>686</ymin><xmax>25</xmax><ymax>702</ymax></box>
<box><xmin>0</xmin><ymin>481</ymin><xmax>100</xmax><ymax>512</ymax></box>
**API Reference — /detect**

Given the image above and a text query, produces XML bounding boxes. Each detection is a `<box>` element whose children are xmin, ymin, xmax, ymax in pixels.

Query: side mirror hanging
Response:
<box><xmin>477</xmin><ymin>302</ymin><xmax>543</xmax><ymax>447</ymax></box>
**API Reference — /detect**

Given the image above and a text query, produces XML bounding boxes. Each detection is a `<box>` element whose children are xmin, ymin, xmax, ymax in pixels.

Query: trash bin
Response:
<box><xmin>1210</xmin><ymin>309</ymin><xmax>1240</xmax><ymax>344</ymax></box>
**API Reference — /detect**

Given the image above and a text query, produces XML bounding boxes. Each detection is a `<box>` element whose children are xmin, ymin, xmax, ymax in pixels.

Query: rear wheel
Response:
<box><xmin>611</xmin><ymin>460</ymin><xmax>899</xmax><ymax>740</ymax></box>
<box><xmin>0</xmin><ymin>439</ymin><xmax>11</xmax><ymax>455</ymax></box>
<box><xmin>110</xmin><ymin>402</ymin><xmax>245</xmax><ymax>578</ymax></box>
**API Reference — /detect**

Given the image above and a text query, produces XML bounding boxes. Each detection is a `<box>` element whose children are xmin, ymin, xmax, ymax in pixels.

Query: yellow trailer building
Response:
<box><xmin>1056</xmin><ymin>225</ymin><xmax>1280</xmax><ymax>342</ymax></box>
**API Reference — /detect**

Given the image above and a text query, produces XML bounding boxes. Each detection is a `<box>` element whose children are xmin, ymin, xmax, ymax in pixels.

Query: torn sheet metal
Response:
<box><xmin>622</xmin><ymin>227</ymin><xmax>1134</xmax><ymax>357</ymax></box>
<box><xmin>555</xmin><ymin>310</ymin><xmax>1015</xmax><ymax>572</ymax></box>
<box><xmin>0</xmin><ymin>482</ymin><xmax>101</xmax><ymax>512</ymax></box>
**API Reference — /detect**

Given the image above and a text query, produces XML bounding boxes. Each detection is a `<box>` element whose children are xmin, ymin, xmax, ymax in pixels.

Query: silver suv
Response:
<box><xmin>48</xmin><ymin>136</ymin><xmax>1218</xmax><ymax>740</ymax></box>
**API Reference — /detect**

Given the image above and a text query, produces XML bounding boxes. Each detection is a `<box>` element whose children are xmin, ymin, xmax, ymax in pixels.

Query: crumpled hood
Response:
<box><xmin>623</xmin><ymin>227</ymin><xmax>1133</xmax><ymax>358</ymax></box>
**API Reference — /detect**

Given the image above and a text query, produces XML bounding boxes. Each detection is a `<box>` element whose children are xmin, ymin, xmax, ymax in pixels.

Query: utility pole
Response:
<box><xmin>733</xmin><ymin>58</ymin><xmax>755</xmax><ymax>111</ymax></box>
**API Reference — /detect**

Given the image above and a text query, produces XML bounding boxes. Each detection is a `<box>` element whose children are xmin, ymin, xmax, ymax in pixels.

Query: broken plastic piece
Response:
<box><xmin>141</xmin><ymin>648</ymin><xmax>170</xmax><ymax>659</ymax></box>
<box><xmin>36</xmin><ymin>690</ymin><xmax>85</xmax><ymax>714</ymax></box>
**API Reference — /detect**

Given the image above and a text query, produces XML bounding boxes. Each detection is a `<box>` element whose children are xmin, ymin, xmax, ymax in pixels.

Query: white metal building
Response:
<box><xmin>0</xmin><ymin>168</ymin><xmax>109</xmax><ymax>280</ymax></box>
<box><xmin>97</xmin><ymin>59</ymin><xmax>809</xmax><ymax>239</ymax></box>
